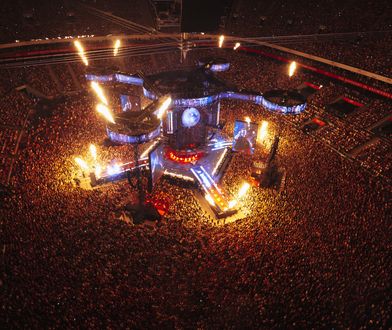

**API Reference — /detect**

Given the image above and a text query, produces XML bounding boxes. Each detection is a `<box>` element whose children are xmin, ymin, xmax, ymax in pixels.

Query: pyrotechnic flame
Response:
<box><xmin>288</xmin><ymin>61</ymin><xmax>297</xmax><ymax>77</ymax></box>
<box><xmin>233</xmin><ymin>42</ymin><xmax>240</xmax><ymax>50</ymax></box>
<box><xmin>75</xmin><ymin>157</ymin><xmax>89</xmax><ymax>171</ymax></box>
<box><xmin>245</xmin><ymin>116</ymin><xmax>251</xmax><ymax>125</ymax></box>
<box><xmin>89</xmin><ymin>144</ymin><xmax>97</xmax><ymax>161</ymax></box>
<box><xmin>96</xmin><ymin>104</ymin><xmax>115</xmax><ymax>124</ymax></box>
<box><xmin>257</xmin><ymin>120</ymin><xmax>269</xmax><ymax>143</ymax></box>
<box><xmin>113</xmin><ymin>39</ymin><xmax>121</xmax><ymax>56</ymax></box>
<box><xmin>238</xmin><ymin>182</ymin><xmax>250</xmax><ymax>198</ymax></box>
<box><xmin>74</xmin><ymin>40</ymin><xmax>88</xmax><ymax>66</ymax></box>
<box><xmin>157</xmin><ymin>96</ymin><xmax>172</xmax><ymax>119</ymax></box>
<box><xmin>218</xmin><ymin>35</ymin><xmax>225</xmax><ymax>48</ymax></box>
<box><xmin>91</xmin><ymin>81</ymin><xmax>108</xmax><ymax>105</ymax></box>
<box><xmin>228</xmin><ymin>199</ymin><xmax>238</xmax><ymax>208</ymax></box>
<box><xmin>94</xmin><ymin>164</ymin><xmax>102</xmax><ymax>178</ymax></box>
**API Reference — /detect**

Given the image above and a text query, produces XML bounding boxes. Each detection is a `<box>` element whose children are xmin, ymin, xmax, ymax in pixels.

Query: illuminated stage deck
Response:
<box><xmin>81</xmin><ymin>58</ymin><xmax>309</xmax><ymax>221</ymax></box>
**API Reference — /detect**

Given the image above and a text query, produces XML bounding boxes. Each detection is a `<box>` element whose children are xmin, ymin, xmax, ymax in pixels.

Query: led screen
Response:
<box><xmin>148</xmin><ymin>144</ymin><xmax>165</xmax><ymax>191</ymax></box>
<box><xmin>232</xmin><ymin>120</ymin><xmax>258</xmax><ymax>154</ymax></box>
<box><xmin>120</xmin><ymin>94</ymin><xmax>141</xmax><ymax>112</ymax></box>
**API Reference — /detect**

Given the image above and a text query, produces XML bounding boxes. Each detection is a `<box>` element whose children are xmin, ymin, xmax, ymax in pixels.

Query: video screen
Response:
<box><xmin>232</xmin><ymin>120</ymin><xmax>258</xmax><ymax>154</ymax></box>
<box><xmin>148</xmin><ymin>143</ymin><xmax>165</xmax><ymax>191</ymax></box>
<box><xmin>120</xmin><ymin>94</ymin><xmax>141</xmax><ymax>112</ymax></box>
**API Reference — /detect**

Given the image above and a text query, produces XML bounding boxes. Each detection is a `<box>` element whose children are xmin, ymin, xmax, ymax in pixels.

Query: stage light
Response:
<box><xmin>212</xmin><ymin>148</ymin><xmax>228</xmax><ymax>176</ymax></box>
<box><xmin>89</xmin><ymin>144</ymin><xmax>97</xmax><ymax>161</ymax></box>
<box><xmin>257</xmin><ymin>121</ymin><xmax>269</xmax><ymax>143</ymax></box>
<box><xmin>107</xmin><ymin>163</ymin><xmax>121</xmax><ymax>176</ymax></box>
<box><xmin>218</xmin><ymin>35</ymin><xmax>225</xmax><ymax>48</ymax></box>
<box><xmin>113</xmin><ymin>39</ymin><xmax>121</xmax><ymax>56</ymax></box>
<box><xmin>75</xmin><ymin>157</ymin><xmax>89</xmax><ymax>171</ymax></box>
<box><xmin>140</xmin><ymin>139</ymin><xmax>160</xmax><ymax>159</ymax></box>
<box><xmin>74</xmin><ymin>40</ymin><xmax>88</xmax><ymax>66</ymax></box>
<box><xmin>156</xmin><ymin>96</ymin><xmax>172</xmax><ymax>119</ymax></box>
<box><xmin>245</xmin><ymin>116</ymin><xmax>251</xmax><ymax>125</ymax></box>
<box><xmin>91</xmin><ymin>81</ymin><xmax>108</xmax><ymax>105</ymax></box>
<box><xmin>288</xmin><ymin>61</ymin><xmax>297</xmax><ymax>77</ymax></box>
<box><xmin>238</xmin><ymin>182</ymin><xmax>250</xmax><ymax>198</ymax></box>
<box><xmin>233</xmin><ymin>42</ymin><xmax>241</xmax><ymax>50</ymax></box>
<box><xmin>96</xmin><ymin>104</ymin><xmax>115</xmax><ymax>124</ymax></box>
<box><xmin>205</xmin><ymin>194</ymin><xmax>215</xmax><ymax>206</ymax></box>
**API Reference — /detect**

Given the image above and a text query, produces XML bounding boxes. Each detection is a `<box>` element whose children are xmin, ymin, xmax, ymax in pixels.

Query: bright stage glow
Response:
<box><xmin>288</xmin><ymin>61</ymin><xmax>297</xmax><ymax>77</ymax></box>
<box><xmin>96</xmin><ymin>104</ymin><xmax>115</xmax><ymax>124</ymax></box>
<box><xmin>141</xmin><ymin>139</ymin><xmax>160</xmax><ymax>159</ymax></box>
<box><xmin>238</xmin><ymin>182</ymin><xmax>250</xmax><ymax>198</ymax></box>
<box><xmin>163</xmin><ymin>170</ymin><xmax>194</xmax><ymax>182</ymax></box>
<box><xmin>74</xmin><ymin>40</ymin><xmax>88</xmax><ymax>66</ymax></box>
<box><xmin>218</xmin><ymin>35</ymin><xmax>225</xmax><ymax>48</ymax></box>
<box><xmin>228</xmin><ymin>199</ymin><xmax>238</xmax><ymax>208</ymax></box>
<box><xmin>156</xmin><ymin>96</ymin><xmax>172</xmax><ymax>119</ymax></box>
<box><xmin>75</xmin><ymin>157</ymin><xmax>89</xmax><ymax>171</ymax></box>
<box><xmin>205</xmin><ymin>194</ymin><xmax>215</xmax><ymax>206</ymax></box>
<box><xmin>113</xmin><ymin>39</ymin><xmax>121</xmax><ymax>56</ymax></box>
<box><xmin>257</xmin><ymin>120</ymin><xmax>269</xmax><ymax>143</ymax></box>
<box><xmin>245</xmin><ymin>116</ymin><xmax>251</xmax><ymax>125</ymax></box>
<box><xmin>107</xmin><ymin>163</ymin><xmax>121</xmax><ymax>176</ymax></box>
<box><xmin>233</xmin><ymin>42</ymin><xmax>241</xmax><ymax>50</ymax></box>
<box><xmin>212</xmin><ymin>148</ymin><xmax>228</xmax><ymax>176</ymax></box>
<box><xmin>89</xmin><ymin>144</ymin><xmax>97</xmax><ymax>161</ymax></box>
<box><xmin>91</xmin><ymin>81</ymin><xmax>108</xmax><ymax>105</ymax></box>
<box><xmin>94</xmin><ymin>164</ymin><xmax>102</xmax><ymax>178</ymax></box>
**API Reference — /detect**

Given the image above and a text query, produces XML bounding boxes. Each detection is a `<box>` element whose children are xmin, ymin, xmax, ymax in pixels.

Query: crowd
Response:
<box><xmin>1</xmin><ymin>36</ymin><xmax>391</xmax><ymax>329</ymax></box>
<box><xmin>0</xmin><ymin>0</ymin><xmax>156</xmax><ymax>43</ymax></box>
<box><xmin>288</xmin><ymin>35</ymin><xmax>392</xmax><ymax>78</ymax></box>
<box><xmin>227</xmin><ymin>0</ymin><xmax>391</xmax><ymax>37</ymax></box>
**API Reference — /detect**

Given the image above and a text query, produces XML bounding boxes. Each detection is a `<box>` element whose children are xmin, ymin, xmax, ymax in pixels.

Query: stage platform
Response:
<box><xmin>193</xmin><ymin>190</ymin><xmax>247</xmax><ymax>225</ymax></box>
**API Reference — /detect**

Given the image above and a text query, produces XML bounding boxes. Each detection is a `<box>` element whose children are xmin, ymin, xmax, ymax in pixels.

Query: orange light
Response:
<box><xmin>288</xmin><ymin>61</ymin><xmax>297</xmax><ymax>77</ymax></box>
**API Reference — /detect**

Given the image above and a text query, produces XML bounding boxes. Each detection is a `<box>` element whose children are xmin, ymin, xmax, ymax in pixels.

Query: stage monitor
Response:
<box><xmin>148</xmin><ymin>143</ymin><xmax>165</xmax><ymax>192</ymax></box>
<box><xmin>120</xmin><ymin>94</ymin><xmax>141</xmax><ymax>112</ymax></box>
<box><xmin>232</xmin><ymin>120</ymin><xmax>258</xmax><ymax>154</ymax></box>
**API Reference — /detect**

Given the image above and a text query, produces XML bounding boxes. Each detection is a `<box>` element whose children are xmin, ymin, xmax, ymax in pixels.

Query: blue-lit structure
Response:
<box><xmin>85</xmin><ymin>58</ymin><xmax>308</xmax><ymax>219</ymax></box>
<box><xmin>86</xmin><ymin>60</ymin><xmax>306</xmax><ymax>149</ymax></box>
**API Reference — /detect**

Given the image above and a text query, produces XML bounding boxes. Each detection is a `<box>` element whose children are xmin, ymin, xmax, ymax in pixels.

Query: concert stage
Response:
<box><xmin>79</xmin><ymin>57</ymin><xmax>308</xmax><ymax>222</ymax></box>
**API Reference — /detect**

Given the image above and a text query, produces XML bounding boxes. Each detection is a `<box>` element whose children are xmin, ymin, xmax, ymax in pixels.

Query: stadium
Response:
<box><xmin>1</xmin><ymin>0</ymin><xmax>391</xmax><ymax>328</ymax></box>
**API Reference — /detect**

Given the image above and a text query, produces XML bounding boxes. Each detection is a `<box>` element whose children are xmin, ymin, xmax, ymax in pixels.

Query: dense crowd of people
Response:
<box><xmin>227</xmin><ymin>0</ymin><xmax>391</xmax><ymax>37</ymax></box>
<box><xmin>1</xmin><ymin>20</ymin><xmax>391</xmax><ymax>329</ymax></box>
<box><xmin>0</xmin><ymin>0</ymin><xmax>156</xmax><ymax>43</ymax></box>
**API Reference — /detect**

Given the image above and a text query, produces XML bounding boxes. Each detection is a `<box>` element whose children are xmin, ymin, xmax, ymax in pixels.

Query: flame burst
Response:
<box><xmin>238</xmin><ymin>182</ymin><xmax>250</xmax><ymax>198</ymax></box>
<box><xmin>113</xmin><ymin>39</ymin><xmax>121</xmax><ymax>56</ymax></box>
<box><xmin>75</xmin><ymin>157</ymin><xmax>89</xmax><ymax>171</ymax></box>
<box><xmin>218</xmin><ymin>35</ymin><xmax>225</xmax><ymax>48</ymax></box>
<box><xmin>257</xmin><ymin>120</ymin><xmax>269</xmax><ymax>143</ymax></box>
<box><xmin>94</xmin><ymin>164</ymin><xmax>102</xmax><ymax>178</ymax></box>
<box><xmin>91</xmin><ymin>81</ymin><xmax>108</xmax><ymax>105</ymax></box>
<box><xmin>89</xmin><ymin>144</ymin><xmax>97</xmax><ymax>161</ymax></box>
<box><xmin>157</xmin><ymin>96</ymin><xmax>172</xmax><ymax>119</ymax></box>
<box><xmin>74</xmin><ymin>40</ymin><xmax>88</xmax><ymax>66</ymax></box>
<box><xmin>96</xmin><ymin>104</ymin><xmax>115</xmax><ymax>124</ymax></box>
<box><xmin>288</xmin><ymin>61</ymin><xmax>297</xmax><ymax>77</ymax></box>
